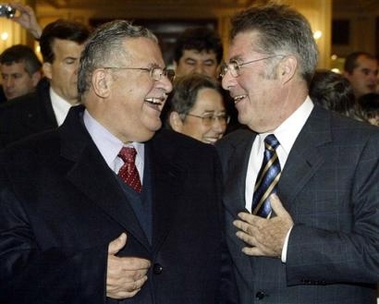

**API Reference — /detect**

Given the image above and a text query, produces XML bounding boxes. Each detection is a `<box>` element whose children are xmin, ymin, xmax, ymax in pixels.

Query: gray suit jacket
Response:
<box><xmin>216</xmin><ymin>105</ymin><xmax>379</xmax><ymax>304</ymax></box>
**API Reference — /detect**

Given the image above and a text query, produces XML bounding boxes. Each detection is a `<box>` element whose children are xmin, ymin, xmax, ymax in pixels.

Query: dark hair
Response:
<box><xmin>229</xmin><ymin>3</ymin><xmax>318</xmax><ymax>85</ymax></box>
<box><xmin>173</xmin><ymin>27</ymin><xmax>223</xmax><ymax>64</ymax></box>
<box><xmin>78</xmin><ymin>19</ymin><xmax>158</xmax><ymax>99</ymax></box>
<box><xmin>343</xmin><ymin>51</ymin><xmax>377</xmax><ymax>74</ymax></box>
<box><xmin>309</xmin><ymin>70</ymin><xmax>357</xmax><ymax>118</ymax></box>
<box><xmin>0</xmin><ymin>44</ymin><xmax>41</xmax><ymax>76</ymax></box>
<box><xmin>39</xmin><ymin>19</ymin><xmax>90</xmax><ymax>63</ymax></box>
<box><xmin>162</xmin><ymin>73</ymin><xmax>223</xmax><ymax>129</ymax></box>
<box><xmin>357</xmin><ymin>93</ymin><xmax>379</xmax><ymax>121</ymax></box>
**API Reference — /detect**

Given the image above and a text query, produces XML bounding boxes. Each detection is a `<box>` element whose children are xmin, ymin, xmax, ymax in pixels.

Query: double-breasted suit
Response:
<box><xmin>216</xmin><ymin>105</ymin><xmax>379</xmax><ymax>304</ymax></box>
<box><xmin>0</xmin><ymin>106</ymin><xmax>237</xmax><ymax>304</ymax></box>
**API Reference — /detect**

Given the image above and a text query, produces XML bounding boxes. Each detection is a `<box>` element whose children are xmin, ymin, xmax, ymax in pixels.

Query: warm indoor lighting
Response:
<box><xmin>331</xmin><ymin>54</ymin><xmax>338</xmax><ymax>60</ymax></box>
<box><xmin>313</xmin><ymin>30</ymin><xmax>322</xmax><ymax>40</ymax></box>
<box><xmin>1</xmin><ymin>32</ymin><xmax>9</xmax><ymax>41</ymax></box>
<box><xmin>331</xmin><ymin>68</ymin><xmax>341</xmax><ymax>74</ymax></box>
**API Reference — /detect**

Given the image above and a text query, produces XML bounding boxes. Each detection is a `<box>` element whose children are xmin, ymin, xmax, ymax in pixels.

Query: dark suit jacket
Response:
<box><xmin>0</xmin><ymin>106</ymin><xmax>237</xmax><ymax>304</ymax></box>
<box><xmin>216</xmin><ymin>105</ymin><xmax>379</xmax><ymax>304</ymax></box>
<box><xmin>0</xmin><ymin>78</ymin><xmax>57</xmax><ymax>148</ymax></box>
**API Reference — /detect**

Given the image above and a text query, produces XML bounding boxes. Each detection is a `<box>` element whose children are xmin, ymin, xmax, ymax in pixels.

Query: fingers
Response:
<box><xmin>107</xmin><ymin>271</ymin><xmax>148</xmax><ymax>299</ymax></box>
<box><xmin>107</xmin><ymin>233</ymin><xmax>151</xmax><ymax>300</ymax></box>
<box><xmin>269</xmin><ymin>194</ymin><xmax>287</xmax><ymax>217</ymax></box>
<box><xmin>232</xmin><ymin>195</ymin><xmax>293</xmax><ymax>257</ymax></box>
<box><xmin>107</xmin><ymin>255</ymin><xmax>151</xmax><ymax>300</ymax></box>
<box><xmin>108</xmin><ymin>233</ymin><xmax>127</xmax><ymax>255</ymax></box>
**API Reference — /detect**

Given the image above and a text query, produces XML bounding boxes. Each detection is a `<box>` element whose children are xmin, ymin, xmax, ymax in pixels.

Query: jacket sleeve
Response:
<box><xmin>0</xmin><ymin>174</ymin><xmax>107</xmax><ymax>304</ymax></box>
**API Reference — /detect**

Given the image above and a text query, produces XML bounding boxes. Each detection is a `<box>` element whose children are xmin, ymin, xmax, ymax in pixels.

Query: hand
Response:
<box><xmin>10</xmin><ymin>2</ymin><xmax>42</xmax><ymax>39</ymax></box>
<box><xmin>233</xmin><ymin>194</ymin><xmax>293</xmax><ymax>257</ymax></box>
<box><xmin>107</xmin><ymin>233</ymin><xmax>151</xmax><ymax>299</ymax></box>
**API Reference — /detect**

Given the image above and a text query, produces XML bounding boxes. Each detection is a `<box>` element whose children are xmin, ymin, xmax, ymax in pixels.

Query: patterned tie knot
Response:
<box><xmin>264</xmin><ymin>134</ymin><xmax>280</xmax><ymax>151</ymax></box>
<box><xmin>118</xmin><ymin>147</ymin><xmax>136</xmax><ymax>164</ymax></box>
<box><xmin>117</xmin><ymin>147</ymin><xmax>142</xmax><ymax>193</ymax></box>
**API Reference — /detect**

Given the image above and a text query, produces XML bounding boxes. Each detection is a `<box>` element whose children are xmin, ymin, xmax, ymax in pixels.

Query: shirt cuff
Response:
<box><xmin>281</xmin><ymin>225</ymin><xmax>294</xmax><ymax>263</ymax></box>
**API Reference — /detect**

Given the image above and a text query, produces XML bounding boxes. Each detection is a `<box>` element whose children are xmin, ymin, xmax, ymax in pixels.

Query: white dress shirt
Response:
<box><xmin>82</xmin><ymin>110</ymin><xmax>144</xmax><ymax>182</ymax></box>
<box><xmin>50</xmin><ymin>88</ymin><xmax>77</xmax><ymax>126</ymax></box>
<box><xmin>245</xmin><ymin>97</ymin><xmax>314</xmax><ymax>261</ymax></box>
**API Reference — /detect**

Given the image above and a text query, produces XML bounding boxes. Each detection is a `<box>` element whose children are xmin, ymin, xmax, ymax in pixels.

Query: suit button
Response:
<box><xmin>256</xmin><ymin>291</ymin><xmax>266</xmax><ymax>300</ymax></box>
<box><xmin>153</xmin><ymin>263</ymin><xmax>163</xmax><ymax>274</ymax></box>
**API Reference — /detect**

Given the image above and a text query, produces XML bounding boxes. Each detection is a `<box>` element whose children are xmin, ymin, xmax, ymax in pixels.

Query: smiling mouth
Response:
<box><xmin>144</xmin><ymin>97</ymin><xmax>165</xmax><ymax>106</ymax></box>
<box><xmin>233</xmin><ymin>95</ymin><xmax>247</xmax><ymax>104</ymax></box>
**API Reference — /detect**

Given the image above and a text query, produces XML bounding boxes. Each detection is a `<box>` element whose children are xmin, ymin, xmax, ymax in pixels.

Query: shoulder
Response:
<box><xmin>0</xmin><ymin>91</ymin><xmax>42</xmax><ymax>119</ymax></box>
<box><xmin>216</xmin><ymin>128</ymin><xmax>255</xmax><ymax>154</ymax></box>
<box><xmin>0</xmin><ymin>130</ymin><xmax>60</xmax><ymax>179</ymax></box>
<box><xmin>313</xmin><ymin>105</ymin><xmax>379</xmax><ymax>142</ymax></box>
<box><xmin>150</xmin><ymin>129</ymin><xmax>218</xmax><ymax>163</ymax></box>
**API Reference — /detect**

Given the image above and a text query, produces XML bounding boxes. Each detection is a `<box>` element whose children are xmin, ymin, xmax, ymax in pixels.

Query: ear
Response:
<box><xmin>42</xmin><ymin>62</ymin><xmax>52</xmax><ymax>80</ymax></box>
<box><xmin>278</xmin><ymin>55</ymin><xmax>297</xmax><ymax>85</ymax></box>
<box><xmin>31</xmin><ymin>71</ymin><xmax>42</xmax><ymax>87</ymax></box>
<box><xmin>92</xmin><ymin>68</ymin><xmax>111</xmax><ymax>98</ymax></box>
<box><xmin>169</xmin><ymin>111</ymin><xmax>184</xmax><ymax>132</ymax></box>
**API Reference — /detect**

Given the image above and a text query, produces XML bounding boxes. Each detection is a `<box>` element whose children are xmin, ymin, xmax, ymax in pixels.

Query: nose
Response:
<box><xmin>194</xmin><ymin>63</ymin><xmax>205</xmax><ymax>75</ymax></box>
<box><xmin>221</xmin><ymin>71</ymin><xmax>235</xmax><ymax>91</ymax></box>
<box><xmin>160</xmin><ymin>75</ymin><xmax>173</xmax><ymax>93</ymax></box>
<box><xmin>4</xmin><ymin>77</ymin><xmax>14</xmax><ymax>88</ymax></box>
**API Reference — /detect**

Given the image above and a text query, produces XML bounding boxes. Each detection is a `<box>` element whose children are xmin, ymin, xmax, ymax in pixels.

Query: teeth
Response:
<box><xmin>145</xmin><ymin>97</ymin><xmax>163</xmax><ymax>105</ymax></box>
<box><xmin>233</xmin><ymin>95</ymin><xmax>246</xmax><ymax>103</ymax></box>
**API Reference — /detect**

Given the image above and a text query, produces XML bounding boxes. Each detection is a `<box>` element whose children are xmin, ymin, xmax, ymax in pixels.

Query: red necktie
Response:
<box><xmin>117</xmin><ymin>147</ymin><xmax>142</xmax><ymax>193</ymax></box>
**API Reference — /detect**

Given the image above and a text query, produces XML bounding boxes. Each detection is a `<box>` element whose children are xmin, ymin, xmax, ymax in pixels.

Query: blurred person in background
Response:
<box><xmin>343</xmin><ymin>51</ymin><xmax>378</xmax><ymax>100</ymax></box>
<box><xmin>0</xmin><ymin>44</ymin><xmax>42</xmax><ymax>102</ymax></box>
<box><xmin>173</xmin><ymin>26</ymin><xmax>223</xmax><ymax>79</ymax></box>
<box><xmin>163</xmin><ymin>73</ymin><xmax>229</xmax><ymax>144</ymax></box>
<box><xmin>172</xmin><ymin>26</ymin><xmax>240</xmax><ymax>132</ymax></box>
<box><xmin>309</xmin><ymin>69</ymin><xmax>359</xmax><ymax>119</ymax></box>
<box><xmin>0</xmin><ymin>19</ymin><xmax>90</xmax><ymax>147</ymax></box>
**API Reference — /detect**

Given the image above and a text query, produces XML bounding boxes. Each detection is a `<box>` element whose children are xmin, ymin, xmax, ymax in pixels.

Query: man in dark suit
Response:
<box><xmin>0</xmin><ymin>20</ymin><xmax>236</xmax><ymax>304</ymax></box>
<box><xmin>216</xmin><ymin>3</ymin><xmax>379</xmax><ymax>304</ymax></box>
<box><xmin>0</xmin><ymin>19</ymin><xmax>90</xmax><ymax>148</ymax></box>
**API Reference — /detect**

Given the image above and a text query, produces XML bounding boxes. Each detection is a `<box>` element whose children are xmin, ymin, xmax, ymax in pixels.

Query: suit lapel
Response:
<box><xmin>224</xmin><ymin>133</ymin><xmax>256</xmax><ymax>216</ymax></box>
<box><xmin>147</xmin><ymin>132</ymin><xmax>187</xmax><ymax>253</ymax></box>
<box><xmin>59</xmin><ymin>106</ymin><xmax>150</xmax><ymax>250</ymax></box>
<box><xmin>278</xmin><ymin>106</ymin><xmax>332</xmax><ymax>206</ymax></box>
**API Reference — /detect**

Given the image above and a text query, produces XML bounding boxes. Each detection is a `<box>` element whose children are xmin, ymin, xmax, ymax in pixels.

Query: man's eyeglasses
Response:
<box><xmin>186</xmin><ymin>113</ymin><xmax>230</xmax><ymax>126</ymax></box>
<box><xmin>219</xmin><ymin>55</ymin><xmax>284</xmax><ymax>78</ymax></box>
<box><xmin>103</xmin><ymin>66</ymin><xmax>176</xmax><ymax>82</ymax></box>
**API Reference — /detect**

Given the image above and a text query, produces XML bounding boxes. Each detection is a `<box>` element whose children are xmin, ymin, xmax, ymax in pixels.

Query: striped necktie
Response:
<box><xmin>252</xmin><ymin>134</ymin><xmax>281</xmax><ymax>218</ymax></box>
<box><xmin>118</xmin><ymin>147</ymin><xmax>142</xmax><ymax>193</ymax></box>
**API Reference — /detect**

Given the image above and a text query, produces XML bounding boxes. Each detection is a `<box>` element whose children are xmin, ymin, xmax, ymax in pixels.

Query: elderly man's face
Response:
<box><xmin>98</xmin><ymin>37</ymin><xmax>173</xmax><ymax>143</ymax></box>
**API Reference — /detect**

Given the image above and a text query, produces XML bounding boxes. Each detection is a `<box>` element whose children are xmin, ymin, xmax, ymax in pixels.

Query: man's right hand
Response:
<box><xmin>107</xmin><ymin>233</ymin><xmax>151</xmax><ymax>299</ymax></box>
<box><xmin>10</xmin><ymin>2</ymin><xmax>42</xmax><ymax>39</ymax></box>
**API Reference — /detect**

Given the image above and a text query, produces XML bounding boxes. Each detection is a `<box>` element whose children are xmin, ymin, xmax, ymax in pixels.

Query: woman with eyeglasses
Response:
<box><xmin>162</xmin><ymin>73</ymin><xmax>230</xmax><ymax>144</ymax></box>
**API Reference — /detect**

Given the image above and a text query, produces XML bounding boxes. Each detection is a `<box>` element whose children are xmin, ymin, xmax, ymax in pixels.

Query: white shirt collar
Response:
<box><xmin>258</xmin><ymin>96</ymin><xmax>314</xmax><ymax>157</ymax></box>
<box><xmin>50</xmin><ymin>87</ymin><xmax>75</xmax><ymax>126</ymax></box>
